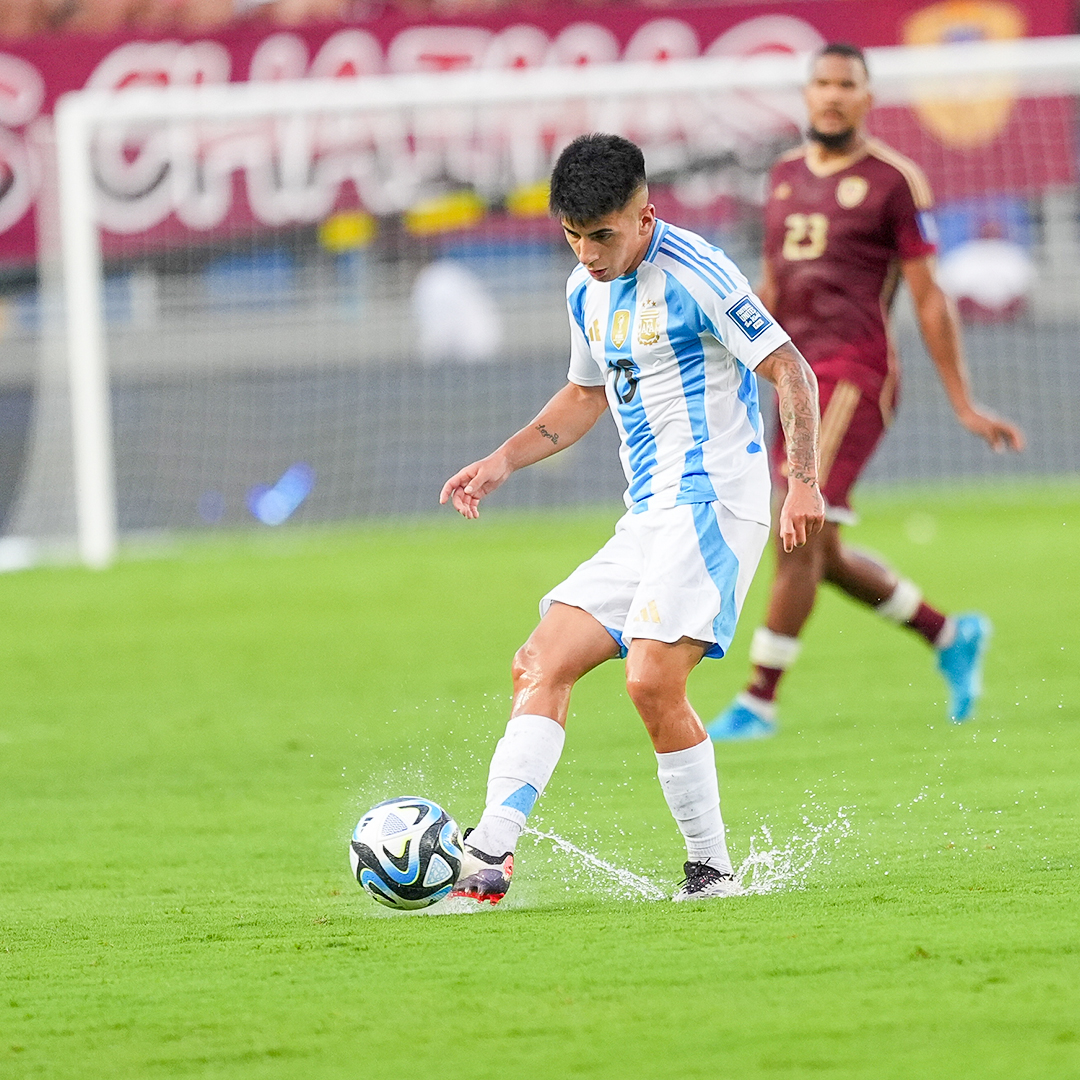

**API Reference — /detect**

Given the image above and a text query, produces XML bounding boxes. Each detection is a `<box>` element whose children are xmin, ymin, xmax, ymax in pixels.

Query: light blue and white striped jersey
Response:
<box><xmin>566</xmin><ymin>219</ymin><xmax>789</xmax><ymax>525</ymax></box>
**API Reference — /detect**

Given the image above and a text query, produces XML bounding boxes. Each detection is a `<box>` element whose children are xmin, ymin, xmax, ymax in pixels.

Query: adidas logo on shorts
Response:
<box><xmin>635</xmin><ymin>600</ymin><xmax>662</xmax><ymax>624</ymax></box>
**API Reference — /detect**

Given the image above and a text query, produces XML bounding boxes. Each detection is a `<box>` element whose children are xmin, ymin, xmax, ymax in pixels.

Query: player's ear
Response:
<box><xmin>640</xmin><ymin>201</ymin><xmax>656</xmax><ymax>233</ymax></box>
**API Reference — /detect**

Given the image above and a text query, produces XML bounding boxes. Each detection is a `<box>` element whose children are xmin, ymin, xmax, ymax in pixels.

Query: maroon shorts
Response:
<box><xmin>771</xmin><ymin>377</ymin><xmax>891</xmax><ymax>524</ymax></box>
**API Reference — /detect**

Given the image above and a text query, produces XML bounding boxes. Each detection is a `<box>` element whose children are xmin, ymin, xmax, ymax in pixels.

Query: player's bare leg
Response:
<box><xmin>625</xmin><ymin>637</ymin><xmax>741</xmax><ymax>900</ymax></box>
<box><xmin>709</xmin><ymin>523</ymin><xmax>989</xmax><ymax>740</ymax></box>
<box><xmin>625</xmin><ymin>636</ymin><xmax>709</xmax><ymax>754</ymax></box>
<box><xmin>451</xmin><ymin>603</ymin><xmax>618</xmax><ymax>904</ymax></box>
<box><xmin>823</xmin><ymin>533</ymin><xmax>945</xmax><ymax>638</ymax></box>
<box><xmin>821</xmin><ymin>533</ymin><xmax>990</xmax><ymax>721</ymax></box>
<box><xmin>705</xmin><ymin>523</ymin><xmax>828</xmax><ymax>738</ymax></box>
<box><xmin>743</xmin><ymin>522</ymin><xmax>954</xmax><ymax>710</ymax></box>
<box><xmin>762</xmin><ymin>520</ymin><xmax>830</xmax><ymax>636</ymax></box>
<box><xmin>508</xmin><ymin>601</ymin><xmax>620</xmax><ymax>727</ymax></box>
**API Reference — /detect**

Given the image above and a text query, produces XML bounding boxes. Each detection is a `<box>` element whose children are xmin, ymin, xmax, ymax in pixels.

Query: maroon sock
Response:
<box><xmin>905</xmin><ymin>602</ymin><xmax>947</xmax><ymax>646</ymax></box>
<box><xmin>748</xmin><ymin>664</ymin><xmax>785</xmax><ymax>703</ymax></box>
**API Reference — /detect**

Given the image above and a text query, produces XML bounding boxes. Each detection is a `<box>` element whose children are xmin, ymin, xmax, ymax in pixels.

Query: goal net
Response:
<box><xmin>6</xmin><ymin>36</ymin><xmax>1080</xmax><ymax>566</ymax></box>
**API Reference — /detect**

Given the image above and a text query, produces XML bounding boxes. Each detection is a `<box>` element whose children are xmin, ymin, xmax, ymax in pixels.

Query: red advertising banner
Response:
<box><xmin>0</xmin><ymin>0</ymin><xmax>1074</xmax><ymax>267</ymax></box>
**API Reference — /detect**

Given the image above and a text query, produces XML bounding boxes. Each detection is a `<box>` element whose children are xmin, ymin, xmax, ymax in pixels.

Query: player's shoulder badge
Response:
<box><xmin>726</xmin><ymin>296</ymin><xmax>772</xmax><ymax>341</ymax></box>
<box><xmin>837</xmin><ymin>175</ymin><xmax>869</xmax><ymax>209</ymax></box>
<box><xmin>637</xmin><ymin>299</ymin><xmax>661</xmax><ymax>346</ymax></box>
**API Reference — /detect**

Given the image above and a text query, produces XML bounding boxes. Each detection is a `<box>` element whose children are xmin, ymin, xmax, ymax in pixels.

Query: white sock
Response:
<box><xmin>876</xmin><ymin>578</ymin><xmax>922</xmax><ymax>623</ymax></box>
<box><xmin>467</xmin><ymin>714</ymin><xmax>565</xmax><ymax>856</ymax></box>
<box><xmin>655</xmin><ymin>738</ymin><xmax>732</xmax><ymax>872</ymax></box>
<box><xmin>748</xmin><ymin>627</ymin><xmax>801</xmax><ymax>670</ymax></box>
<box><xmin>935</xmin><ymin>617</ymin><xmax>957</xmax><ymax>650</ymax></box>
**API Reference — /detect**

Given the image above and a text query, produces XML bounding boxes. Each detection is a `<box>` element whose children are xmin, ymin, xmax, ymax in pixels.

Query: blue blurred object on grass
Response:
<box><xmin>247</xmin><ymin>463</ymin><xmax>314</xmax><ymax>525</ymax></box>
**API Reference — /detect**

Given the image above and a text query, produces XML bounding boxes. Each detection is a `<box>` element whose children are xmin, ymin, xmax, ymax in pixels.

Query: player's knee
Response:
<box><xmin>510</xmin><ymin>642</ymin><xmax>538</xmax><ymax>694</ymax></box>
<box><xmin>624</xmin><ymin>666</ymin><xmax>678</xmax><ymax>719</ymax></box>
<box><xmin>511</xmin><ymin>640</ymin><xmax>570</xmax><ymax>696</ymax></box>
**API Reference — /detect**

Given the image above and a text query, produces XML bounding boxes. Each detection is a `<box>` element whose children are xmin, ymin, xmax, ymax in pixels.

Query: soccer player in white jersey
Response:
<box><xmin>440</xmin><ymin>133</ymin><xmax>824</xmax><ymax>902</ymax></box>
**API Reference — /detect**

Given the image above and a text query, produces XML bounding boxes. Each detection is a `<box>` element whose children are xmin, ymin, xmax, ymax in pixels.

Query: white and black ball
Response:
<box><xmin>350</xmin><ymin>797</ymin><xmax>463</xmax><ymax>909</ymax></box>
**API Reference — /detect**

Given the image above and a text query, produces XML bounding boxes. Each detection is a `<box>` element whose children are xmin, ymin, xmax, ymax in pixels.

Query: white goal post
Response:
<box><xmin>50</xmin><ymin>33</ymin><xmax>1080</xmax><ymax>567</ymax></box>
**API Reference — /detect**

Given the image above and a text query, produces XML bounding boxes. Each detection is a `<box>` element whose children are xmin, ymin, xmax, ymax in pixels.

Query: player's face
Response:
<box><xmin>804</xmin><ymin>54</ymin><xmax>872</xmax><ymax>142</ymax></box>
<box><xmin>561</xmin><ymin>195</ymin><xmax>656</xmax><ymax>282</ymax></box>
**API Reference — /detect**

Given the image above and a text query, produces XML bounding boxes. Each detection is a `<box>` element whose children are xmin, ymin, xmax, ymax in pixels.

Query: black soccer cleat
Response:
<box><xmin>672</xmin><ymin>860</ymin><xmax>743</xmax><ymax>901</ymax></box>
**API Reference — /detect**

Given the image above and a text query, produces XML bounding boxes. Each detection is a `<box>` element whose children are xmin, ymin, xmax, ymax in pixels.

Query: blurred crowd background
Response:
<box><xmin>1</xmin><ymin>0</ymin><xmax>1075</xmax><ymax>540</ymax></box>
<box><xmin>0</xmin><ymin>0</ymin><xmax>699</xmax><ymax>40</ymax></box>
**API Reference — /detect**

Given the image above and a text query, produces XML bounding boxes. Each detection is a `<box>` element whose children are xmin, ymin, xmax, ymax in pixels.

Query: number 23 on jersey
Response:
<box><xmin>783</xmin><ymin>213</ymin><xmax>829</xmax><ymax>261</ymax></box>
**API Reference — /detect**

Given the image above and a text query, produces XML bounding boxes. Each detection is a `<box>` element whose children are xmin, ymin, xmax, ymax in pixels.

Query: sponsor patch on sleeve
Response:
<box><xmin>726</xmin><ymin>296</ymin><xmax>773</xmax><ymax>341</ymax></box>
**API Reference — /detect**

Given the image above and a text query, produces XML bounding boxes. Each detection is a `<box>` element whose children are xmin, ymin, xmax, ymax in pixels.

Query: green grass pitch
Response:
<box><xmin>2</xmin><ymin>482</ymin><xmax>1078</xmax><ymax>1079</ymax></box>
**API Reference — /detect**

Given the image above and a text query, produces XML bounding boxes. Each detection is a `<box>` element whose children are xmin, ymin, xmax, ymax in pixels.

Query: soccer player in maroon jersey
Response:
<box><xmin>708</xmin><ymin>42</ymin><xmax>1024</xmax><ymax>740</ymax></box>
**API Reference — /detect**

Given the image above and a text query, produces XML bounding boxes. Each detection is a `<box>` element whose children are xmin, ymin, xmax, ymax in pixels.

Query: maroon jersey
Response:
<box><xmin>763</xmin><ymin>139</ymin><xmax>936</xmax><ymax>408</ymax></box>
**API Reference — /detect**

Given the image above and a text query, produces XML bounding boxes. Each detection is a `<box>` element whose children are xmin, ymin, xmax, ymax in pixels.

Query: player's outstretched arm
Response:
<box><xmin>901</xmin><ymin>256</ymin><xmax>1026</xmax><ymax>453</ymax></box>
<box><xmin>756</xmin><ymin>342</ymin><xmax>826</xmax><ymax>552</ymax></box>
<box><xmin>440</xmin><ymin>382</ymin><xmax>608</xmax><ymax>519</ymax></box>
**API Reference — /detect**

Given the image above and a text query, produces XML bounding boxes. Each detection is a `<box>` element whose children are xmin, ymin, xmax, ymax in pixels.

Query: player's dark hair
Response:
<box><xmin>815</xmin><ymin>42</ymin><xmax>870</xmax><ymax>78</ymax></box>
<box><xmin>549</xmin><ymin>133</ymin><xmax>647</xmax><ymax>224</ymax></box>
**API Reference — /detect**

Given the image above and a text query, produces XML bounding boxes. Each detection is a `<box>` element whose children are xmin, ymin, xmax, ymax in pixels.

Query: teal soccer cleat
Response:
<box><xmin>706</xmin><ymin>693</ymin><xmax>777</xmax><ymax>741</ymax></box>
<box><xmin>936</xmin><ymin>613</ymin><xmax>992</xmax><ymax>722</ymax></box>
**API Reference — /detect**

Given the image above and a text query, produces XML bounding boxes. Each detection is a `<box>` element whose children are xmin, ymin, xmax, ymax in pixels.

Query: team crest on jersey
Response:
<box><xmin>727</xmin><ymin>297</ymin><xmax>772</xmax><ymax>340</ymax></box>
<box><xmin>773</xmin><ymin>181</ymin><xmax>792</xmax><ymax>200</ymax></box>
<box><xmin>836</xmin><ymin>175</ymin><xmax>869</xmax><ymax>208</ymax></box>
<box><xmin>637</xmin><ymin>301</ymin><xmax>661</xmax><ymax>346</ymax></box>
<box><xmin>610</xmin><ymin>309</ymin><xmax>631</xmax><ymax>349</ymax></box>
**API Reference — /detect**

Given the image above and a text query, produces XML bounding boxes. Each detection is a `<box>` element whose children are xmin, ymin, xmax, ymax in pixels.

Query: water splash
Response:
<box><xmin>522</xmin><ymin>826</ymin><xmax>668</xmax><ymax>901</ymax></box>
<box><xmin>364</xmin><ymin>805</ymin><xmax>858</xmax><ymax>916</ymax></box>
<box><xmin>734</xmin><ymin>805</ymin><xmax>856</xmax><ymax>894</ymax></box>
<box><xmin>520</xmin><ymin>805</ymin><xmax>857</xmax><ymax>902</ymax></box>
<box><xmin>345</xmin><ymin>724</ymin><xmax>859</xmax><ymax>911</ymax></box>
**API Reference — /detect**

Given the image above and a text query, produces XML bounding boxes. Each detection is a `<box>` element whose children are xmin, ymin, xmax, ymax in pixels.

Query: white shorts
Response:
<box><xmin>540</xmin><ymin>503</ymin><xmax>769</xmax><ymax>660</ymax></box>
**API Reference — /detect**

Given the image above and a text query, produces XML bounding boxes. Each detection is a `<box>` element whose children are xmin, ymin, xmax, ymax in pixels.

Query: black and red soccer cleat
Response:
<box><xmin>449</xmin><ymin>830</ymin><xmax>514</xmax><ymax>905</ymax></box>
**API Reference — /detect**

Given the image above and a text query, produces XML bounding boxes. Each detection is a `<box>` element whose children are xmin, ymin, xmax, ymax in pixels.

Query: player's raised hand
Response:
<box><xmin>958</xmin><ymin>405</ymin><xmax>1026</xmax><ymax>453</ymax></box>
<box><xmin>779</xmin><ymin>478</ymin><xmax>826</xmax><ymax>553</ymax></box>
<box><xmin>439</xmin><ymin>453</ymin><xmax>513</xmax><ymax>519</ymax></box>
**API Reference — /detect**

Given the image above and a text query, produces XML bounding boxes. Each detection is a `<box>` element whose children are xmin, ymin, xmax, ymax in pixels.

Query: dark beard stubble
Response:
<box><xmin>807</xmin><ymin>126</ymin><xmax>857</xmax><ymax>153</ymax></box>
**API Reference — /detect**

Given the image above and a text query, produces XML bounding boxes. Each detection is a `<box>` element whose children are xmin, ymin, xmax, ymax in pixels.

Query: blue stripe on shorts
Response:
<box><xmin>691</xmin><ymin>502</ymin><xmax>741</xmax><ymax>659</ymax></box>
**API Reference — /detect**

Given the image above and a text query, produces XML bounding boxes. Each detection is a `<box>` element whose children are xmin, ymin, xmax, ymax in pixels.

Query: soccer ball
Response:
<box><xmin>350</xmin><ymin>797</ymin><xmax>463</xmax><ymax>909</ymax></box>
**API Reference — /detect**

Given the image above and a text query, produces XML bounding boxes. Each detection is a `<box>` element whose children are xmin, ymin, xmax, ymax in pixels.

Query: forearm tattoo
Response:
<box><xmin>773</xmin><ymin>354</ymin><xmax>819</xmax><ymax>487</ymax></box>
<box><xmin>536</xmin><ymin>424</ymin><xmax>559</xmax><ymax>446</ymax></box>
